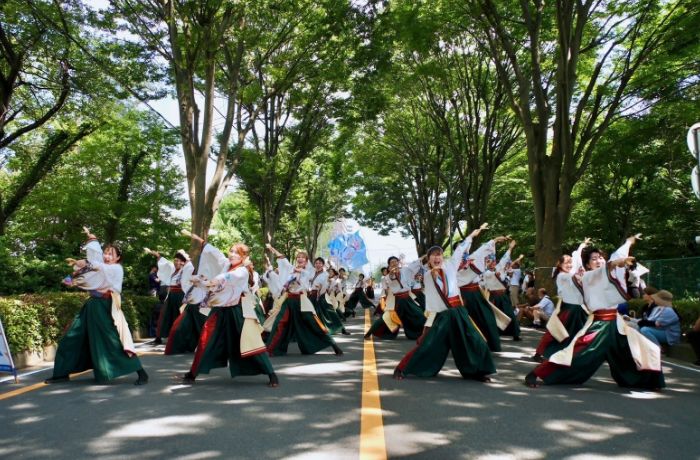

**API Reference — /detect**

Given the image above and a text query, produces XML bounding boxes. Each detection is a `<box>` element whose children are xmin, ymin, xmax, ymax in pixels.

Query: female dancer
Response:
<box><xmin>531</xmin><ymin>239</ymin><xmax>590</xmax><ymax>362</ymax></box>
<box><xmin>309</xmin><ymin>258</ymin><xmax>349</xmax><ymax>335</ymax></box>
<box><xmin>456</xmin><ymin>233</ymin><xmax>510</xmax><ymax>352</ymax></box>
<box><xmin>525</xmin><ymin>234</ymin><xmax>665</xmax><ymax>390</ymax></box>
<box><xmin>181</xmin><ymin>236</ymin><xmax>278</xmax><ymax>387</ymax></box>
<box><xmin>265</xmin><ymin>244</ymin><xmax>343</xmax><ymax>356</ymax></box>
<box><xmin>345</xmin><ymin>273</ymin><xmax>374</xmax><ymax>318</ymax></box>
<box><xmin>364</xmin><ymin>256</ymin><xmax>426</xmax><ymax>340</ymax></box>
<box><xmin>482</xmin><ymin>240</ymin><xmax>522</xmax><ymax>341</ymax></box>
<box><xmin>149</xmin><ymin>249</ymin><xmax>188</xmax><ymax>345</ymax></box>
<box><xmin>393</xmin><ymin>224</ymin><xmax>495</xmax><ymax>382</ymax></box>
<box><xmin>163</xmin><ymin>255</ymin><xmax>209</xmax><ymax>355</ymax></box>
<box><xmin>47</xmin><ymin>227</ymin><xmax>148</xmax><ymax>385</ymax></box>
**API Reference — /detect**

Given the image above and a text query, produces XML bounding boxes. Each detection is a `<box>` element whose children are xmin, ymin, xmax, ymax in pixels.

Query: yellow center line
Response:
<box><xmin>0</xmin><ymin>350</ymin><xmax>154</xmax><ymax>401</ymax></box>
<box><xmin>359</xmin><ymin>309</ymin><xmax>387</xmax><ymax>460</ymax></box>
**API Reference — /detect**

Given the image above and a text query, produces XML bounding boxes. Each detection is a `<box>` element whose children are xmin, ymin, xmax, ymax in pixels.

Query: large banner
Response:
<box><xmin>0</xmin><ymin>316</ymin><xmax>17</xmax><ymax>379</ymax></box>
<box><xmin>328</xmin><ymin>230</ymin><xmax>369</xmax><ymax>270</ymax></box>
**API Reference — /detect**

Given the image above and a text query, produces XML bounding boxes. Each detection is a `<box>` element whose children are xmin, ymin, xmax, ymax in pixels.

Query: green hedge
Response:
<box><xmin>0</xmin><ymin>292</ymin><xmax>158</xmax><ymax>355</ymax></box>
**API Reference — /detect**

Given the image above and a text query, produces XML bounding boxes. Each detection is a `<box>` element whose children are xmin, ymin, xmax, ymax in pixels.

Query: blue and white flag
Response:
<box><xmin>328</xmin><ymin>231</ymin><xmax>369</xmax><ymax>270</ymax></box>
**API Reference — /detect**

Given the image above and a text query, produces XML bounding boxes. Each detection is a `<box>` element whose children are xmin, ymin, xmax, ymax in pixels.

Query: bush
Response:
<box><xmin>0</xmin><ymin>291</ymin><xmax>158</xmax><ymax>354</ymax></box>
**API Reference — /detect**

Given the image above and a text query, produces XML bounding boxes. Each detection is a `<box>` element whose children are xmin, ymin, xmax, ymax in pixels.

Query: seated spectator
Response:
<box><xmin>638</xmin><ymin>286</ymin><xmax>659</xmax><ymax>319</ymax></box>
<box><xmin>518</xmin><ymin>288</ymin><xmax>555</xmax><ymax>328</ymax></box>
<box><xmin>687</xmin><ymin>316</ymin><xmax>700</xmax><ymax>366</ymax></box>
<box><xmin>637</xmin><ymin>290</ymin><xmax>681</xmax><ymax>349</ymax></box>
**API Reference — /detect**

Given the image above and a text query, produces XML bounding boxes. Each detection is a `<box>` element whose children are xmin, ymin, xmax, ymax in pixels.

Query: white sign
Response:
<box><xmin>692</xmin><ymin>165</ymin><xmax>700</xmax><ymax>201</ymax></box>
<box><xmin>688</xmin><ymin>122</ymin><xmax>700</xmax><ymax>159</ymax></box>
<box><xmin>0</xmin><ymin>317</ymin><xmax>17</xmax><ymax>379</ymax></box>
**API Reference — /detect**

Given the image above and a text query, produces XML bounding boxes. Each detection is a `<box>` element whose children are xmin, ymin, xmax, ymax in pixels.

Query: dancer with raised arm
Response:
<box><xmin>364</xmin><ymin>256</ymin><xmax>426</xmax><ymax>341</ymax></box>
<box><xmin>531</xmin><ymin>238</ymin><xmax>591</xmax><ymax>362</ymax></box>
<box><xmin>393</xmin><ymin>224</ymin><xmax>495</xmax><ymax>382</ymax></box>
<box><xmin>525</xmin><ymin>234</ymin><xmax>664</xmax><ymax>390</ymax></box>
<box><xmin>483</xmin><ymin>240</ymin><xmax>522</xmax><ymax>341</ymax></box>
<box><xmin>265</xmin><ymin>244</ymin><xmax>344</xmax><ymax>356</ymax></box>
<box><xmin>47</xmin><ymin>227</ymin><xmax>148</xmax><ymax>385</ymax></box>
<box><xmin>457</xmin><ymin>231</ymin><xmax>511</xmax><ymax>352</ymax></box>
<box><xmin>149</xmin><ymin>249</ymin><xmax>189</xmax><ymax>345</ymax></box>
<box><xmin>181</xmin><ymin>235</ymin><xmax>278</xmax><ymax>387</ymax></box>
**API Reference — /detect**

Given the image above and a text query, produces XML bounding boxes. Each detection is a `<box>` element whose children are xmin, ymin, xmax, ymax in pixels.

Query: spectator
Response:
<box><xmin>148</xmin><ymin>265</ymin><xmax>160</xmax><ymax>296</ymax></box>
<box><xmin>638</xmin><ymin>286</ymin><xmax>659</xmax><ymax>319</ymax></box>
<box><xmin>637</xmin><ymin>290</ymin><xmax>681</xmax><ymax>348</ymax></box>
<box><xmin>686</xmin><ymin>316</ymin><xmax>700</xmax><ymax>366</ymax></box>
<box><xmin>518</xmin><ymin>288</ymin><xmax>555</xmax><ymax>328</ymax></box>
<box><xmin>508</xmin><ymin>261</ymin><xmax>522</xmax><ymax>308</ymax></box>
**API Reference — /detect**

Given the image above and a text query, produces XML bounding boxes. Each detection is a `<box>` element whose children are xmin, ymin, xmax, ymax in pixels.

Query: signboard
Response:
<box><xmin>0</xmin><ymin>317</ymin><xmax>18</xmax><ymax>382</ymax></box>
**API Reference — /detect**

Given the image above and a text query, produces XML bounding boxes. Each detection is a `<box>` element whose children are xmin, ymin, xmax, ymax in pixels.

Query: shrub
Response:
<box><xmin>0</xmin><ymin>291</ymin><xmax>158</xmax><ymax>354</ymax></box>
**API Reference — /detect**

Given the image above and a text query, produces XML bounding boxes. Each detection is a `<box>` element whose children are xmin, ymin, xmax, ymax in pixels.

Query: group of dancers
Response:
<box><xmin>45</xmin><ymin>223</ymin><xmax>665</xmax><ymax>391</ymax></box>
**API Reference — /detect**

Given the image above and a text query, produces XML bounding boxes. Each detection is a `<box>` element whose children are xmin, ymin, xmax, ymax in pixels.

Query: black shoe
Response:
<box><xmin>513</xmin><ymin>336</ymin><xmax>522</xmax><ymax>341</ymax></box>
<box><xmin>268</xmin><ymin>373</ymin><xmax>279</xmax><ymax>387</ymax></box>
<box><xmin>149</xmin><ymin>338</ymin><xmax>163</xmax><ymax>345</ymax></box>
<box><xmin>332</xmin><ymin>344</ymin><xmax>344</xmax><ymax>356</ymax></box>
<box><xmin>45</xmin><ymin>375</ymin><xmax>70</xmax><ymax>384</ymax></box>
<box><xmin>181</xmin><ymin>371</ymin><xmax>196</xmax><ymax>384</ymax></box>
<box><xmin>525</xmin><ymin>371</ymin><xmax>540</xmax><ymax>388</ymax></box>
<box><xmin>134</xmin><ymin>369</ymin><xmax>149</xmax><ymax>386</ymax></box>
<box><xmin>532</xmin><ymin>353</ymin><xmax>544</xmax><ymax>363</ymax></box>
<box><xmin>393</xmin><ymin>368</ymin><xmax>405</xmax><ymax>380</ymax></box>
<box><xmin>342</xmin><ymin>329</ymin><xmax>351</xmax><ymax>335</ymax></box>
<box><xmin>693</xmin><ymin>360</ymin><xmax>700</xmax><ymax>366</ymax></box>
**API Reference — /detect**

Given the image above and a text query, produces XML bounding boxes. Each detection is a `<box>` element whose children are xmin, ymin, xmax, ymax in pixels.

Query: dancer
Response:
<box><xmin>393</xmin><ymin>224</ymin><xmax>496</xmax><ymax>382</ymax></box>
<box><xmin>47</xmin><ymin>227</ymin><xmax>148</xmax><ymax>385</ymax></box>
<box><xmin>531</xmin><ymin>238</ymin><xmax>591</xmax><ymax>362</ymax></box>
<box><xmin>309</xmin><ymin>258</ymin><xmax>349</xmax><ymax>335</ymax></box>
<box><xmin>457</xmin><ymin>232</ymin><xmax>511</xmax><ymax>352</ymax></box>
<box><xmin>525</xmin><ymin>234</ymin><xmax>665</xmax><ymax>390</ymax></box>
<box><xmin>181</xmin><ymin>237</ymin><xmax>278</xmax><ymax>387</ymax></box>
<box><xmin>410</xmin><ymin>271</ymin><xmax>426</xmax><ymax>310</ymax></box>
<box><xmin>364</xmin><ymin>256</ymin><xmax>426</xmax><ymax>340</ymax></box>
<box><xmin>148</xmin><ymin>249</ymin><xmax>189</xmax><ymax>345</ymax></box>
<box><xmin>265</xmin><ymin>244</ymin><xmax>343</xmax><ymax>356</ymax></box>
<box><xmin>345</xmin><ymin>273</ymin><xmax>374</xmax><ymax>318</ymax></box>
<box><xmin>483</xmin><ymin>240</ymin><xmax>522</xmax><ymax>341</ymax></box>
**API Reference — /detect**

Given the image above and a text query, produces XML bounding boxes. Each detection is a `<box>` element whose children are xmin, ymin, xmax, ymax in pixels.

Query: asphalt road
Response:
<box><xmin>2</xmin><ymin>310</ymin><xmax>700</xmax><ymax>460</ymax></box>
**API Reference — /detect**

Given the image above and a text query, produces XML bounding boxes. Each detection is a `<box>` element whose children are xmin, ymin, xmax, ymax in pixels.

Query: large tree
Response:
<box><xmin>461</xmin><ymin>0</ymin><xmax>695</xmax><ymax>277</ymax></box>
<box><xmin>0</xmin><ymin>1</ymin><xmax>95</xmax><ymax>233</ymax></box>
<box><xmin>110</xmin><ymin>0</ymin><xmax>361</xmax><ymax>254</ymax></box>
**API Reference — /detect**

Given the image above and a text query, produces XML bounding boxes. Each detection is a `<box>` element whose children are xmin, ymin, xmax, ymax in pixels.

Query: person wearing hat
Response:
<box><xmin>637</xmin><ymin>290</ymin><xmax>681</xmax><ymax>348</ymax></box>
<box><xmin>148</xmin><ymin>248</ymin><xmax>189</xmax><ymax>345</ymax></box>
<box><xmin>393</xmin><ymin>224</ymin><xmax>495</xmax><ymax>382</ymax></box>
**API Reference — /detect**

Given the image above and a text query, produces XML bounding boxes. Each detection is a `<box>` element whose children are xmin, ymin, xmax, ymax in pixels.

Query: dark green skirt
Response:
<box><xmin>190</xmin><ymin>306</ymin><xmax>274</xmax><ymax>378</ymax></box>
<box><xmin>460</xmin><ymin>289</ymin><xmax>502</xmax><ymax>352</ymax></box>
<box><xmin>165</xmin><ymin>303</ymin><xmax>207</xmax><ymax>355</ymax></box>
<box><xmin>396</xmin><ymin>307</ymin><xmax>495</xmax><ymax>379</ymax></box>
<box><xmin>533</xmin><ymin>317</ymin><xmax>665</xmax><ymax>389</ymax></box>
<box><xmin>52</xmin><ymin>297</ymin><xmax>142</xmax><ymax>382</ymax></box>
<box><xmin>491</xmin><ymin>291</ymin><xmax>520</xmax><ymax>339</ymax></box>
<box><xmin>157</xmin><ymin>290</ymin><xmax>184</xmax><ymax>338</ymax></box>
<box><xmin>535</xmin><ymin>302</ymin><xmax>588</xmax><ymax>357</ymax></box>
<box><xmin>266</xmin><ymin>297</ymin><xmax>337</xmax><ymax>356</ymax></box>
<box><xmin>315</xmin><ymin>295</ymin><xmax>344</xmax><ymax>335</ymax></box>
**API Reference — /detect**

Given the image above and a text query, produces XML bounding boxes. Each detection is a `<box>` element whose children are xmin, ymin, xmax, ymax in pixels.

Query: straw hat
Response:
<box><xmin>651</xmin><ymin>290</ymin><xmax>673</xmax><ymax>307</ymax></box>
